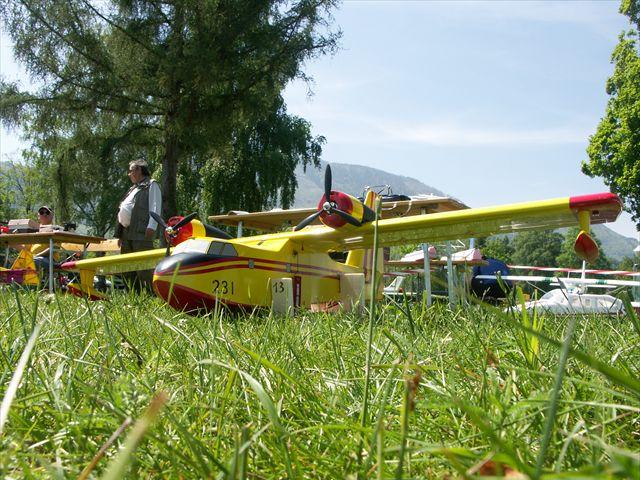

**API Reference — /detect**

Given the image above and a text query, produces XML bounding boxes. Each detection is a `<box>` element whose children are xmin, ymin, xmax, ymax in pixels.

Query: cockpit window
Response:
<box><xmin>172</xmin><ymin>238</ymin><xmax>211</xmax><ymax>254</ymax></box>
<box><xmin>208</xmin><ymin>241</ymin><xmax>238</xmax><ymax>257</ymax></box>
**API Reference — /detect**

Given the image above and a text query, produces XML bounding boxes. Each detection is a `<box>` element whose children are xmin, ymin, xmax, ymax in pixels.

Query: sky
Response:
<box><xmin>1</xmin><ymin>0</ymin><xmax>639</xmax><ymax>242</ymax></box>
<box><xmin>282</xmin><ymin>0</ymin><xmax>639</xmax><ymax>241</ymax></box>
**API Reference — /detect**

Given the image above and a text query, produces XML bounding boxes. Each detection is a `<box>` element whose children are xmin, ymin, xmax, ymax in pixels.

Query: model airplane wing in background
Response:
<box><xmin>239</xmin><ymin>192</ymin><xmax>621</xmax><ymax>257</ymax></box>
<box><xmin>65</xmin><ymin>248</ymin><xmax>167</xmax><ymax>275</ymax></box>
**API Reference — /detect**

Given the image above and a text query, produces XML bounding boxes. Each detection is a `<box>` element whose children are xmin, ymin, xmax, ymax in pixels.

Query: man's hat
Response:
<box><xmin>38</xmin><ymin>205</ymin><xmax>53</xmax><ymax>214</ymax></box>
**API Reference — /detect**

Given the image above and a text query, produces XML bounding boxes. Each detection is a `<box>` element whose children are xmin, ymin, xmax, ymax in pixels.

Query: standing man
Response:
<box><xmin>116</xmin><ymin>159</ymin><xmax>162</xmax><ymax>290</ymax></box>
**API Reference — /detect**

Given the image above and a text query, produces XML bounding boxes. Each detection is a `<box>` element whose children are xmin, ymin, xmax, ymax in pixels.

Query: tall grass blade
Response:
<box><xmin>202</xmin><ymin>360</ymin><xmax>295</xmax><ymax>478</ymax></box>
<box><xmin>0</xmin><ymin>318</ymin><xmax>43</xmax><ymax>435</ymax></box>
<box><xmin>78</xmin><ymin>417</ymin><xmax>132</xmax><ymax>480</ymax></box>
<box><xmin>360</xmin><ymin>197</ymin><xmax>382</xmax><ymax>470</ymax></box>
<box><xmin>100</xmin><ymin>391</ymin><xmax>168</xmax><ymax>480</ymax></box>
<box><xmin>483</xmin><ymin>302</ymin><xmax>640</xmax><ymax>397</ymax></box>
<box><xmin>534</xmin><ymin>314</ymin><xmax>578</xmax><ymax>478</ymax></box>
<box><xmin>620</xmin><ymin>292</ymin><xmax>640</xmax><ymax>338</ymax></box>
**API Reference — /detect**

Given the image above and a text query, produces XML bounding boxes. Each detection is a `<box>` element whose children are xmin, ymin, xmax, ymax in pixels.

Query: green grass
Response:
<box><xmin>0</xmin><ymin>288</ymin><xmax>638</xmax><ymax>478</ymax></box>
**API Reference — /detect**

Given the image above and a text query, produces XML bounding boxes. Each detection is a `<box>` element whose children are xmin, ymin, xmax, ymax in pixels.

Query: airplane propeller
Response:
<box><xmin>294</xmin><ymin>165</ymin><xmax>364</xmax><ymax>231</ymax></box>
<box><xmin>151</xmin><ymin>211</ymin><xmax>198</xmax><ymax>256</ymax></box>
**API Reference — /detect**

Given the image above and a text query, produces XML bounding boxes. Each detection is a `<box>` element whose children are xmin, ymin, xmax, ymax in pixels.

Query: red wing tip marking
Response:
<box><xmin>569</xmin><ymin>192</ymin><xmax>622</xmax><ymax>223</ymax></box>
<box><xmin>569</xmin><ymin>193</ymin><xmax>621</xmax><ymax>210</ymax></box>
<box><xmin>60</xmin><ymin>261</ymin><xmax>77</xmax><ymax>270</ymax></box>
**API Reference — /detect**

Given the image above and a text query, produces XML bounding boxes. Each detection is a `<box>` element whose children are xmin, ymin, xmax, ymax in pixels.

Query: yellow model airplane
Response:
<box><xmin>61</xmin><ymin>166</ymin><xmax>622</xmax><ymax>312</ymax></box>
<box><xmin>0</xmin><ymin>249</ymin><xmax>39</xmax><ymax>287</ymax></box>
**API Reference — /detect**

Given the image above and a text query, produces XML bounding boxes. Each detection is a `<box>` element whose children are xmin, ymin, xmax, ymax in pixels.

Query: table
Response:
<box><xmin>0</xmin><ymin>231</ymin><xmax>106</xmax><ymax>292</ymax></box>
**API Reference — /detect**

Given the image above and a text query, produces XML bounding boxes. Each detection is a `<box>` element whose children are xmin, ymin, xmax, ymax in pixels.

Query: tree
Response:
<box><xmin>583</xmin><ymin>0</ymin><xmax>640</xmax><ymax>230</ymax></box>
<box><xmin>556</xmin><ymin>227</ymin><xmax>612</xmax><ymax>269</ymax></box>
<box><xmin>616</xmin><ymin>255</ymin><xmax>638</xmax><ymax>271</ymax></box>
<box><xmin>0</xmin><ymin>1</ymin><xmax>338</xmax><ymax>232</ymax></box>
<box><xmin>511</xmin><ymin>230</ymin><xmax>563</xmax><ymax>268</ymax></box>
<box><xmin>0</xmin><ymin>159</ymin><xmax>47</xmax><ymax>219</ymax></box>
<box><xmin>479</xmin><ymin>236</ymin><xmax>514</xmax><ymax>264</ymax></box>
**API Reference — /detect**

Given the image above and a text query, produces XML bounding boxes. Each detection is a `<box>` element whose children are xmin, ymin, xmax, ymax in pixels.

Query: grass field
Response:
<box><xmin>0</xmin><ymin>288</ymin><xmax>638</xmax><ymax>478</ymax></box>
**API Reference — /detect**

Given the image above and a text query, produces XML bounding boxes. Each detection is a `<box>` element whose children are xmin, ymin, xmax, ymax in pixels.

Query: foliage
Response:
<box><xmin>0</xmin><ymin>160</ymin><xmax>48</xmax><ymax>220</ymax></box>
<box><xmin>556</xmin><ymin>227</ymin><xmax>612</xmax><ymax>269</ymax></box>
<box><xmin>0</xmin><ymin>291</ymin><xmax>638</xmax><ymax>477</ymax></box>
<box><xmin>200</xmin><ymin>99</ymin><xmax>325</xmax><ymax>215</ymax></box>
<box><xmin>480</xmin><ymin>236</ymin><xmax>514</xmax><ymax>264</ymax></box>
<box><xmin>0</xmin><ymin>0</ymin><xmax>338</xmax><ymax>232</ymax></box>
<box><xmin>511</xmin><ymin>230</ymin><xmax>563</xmax><ymax>268</ymax></box>
<box><xmin>616</xmin><ymin>254</ymin><xmax>639</xmax><ymax>270</ymax></box>
<box><xmin>621</xmin><ymin>0</ymin><xmax>640</xmax><ymax>30</ymax></box>
<box><xmin>583</xmin><ymin>1</ymin><xmax>640</xmax><ymax>229</ymax></box>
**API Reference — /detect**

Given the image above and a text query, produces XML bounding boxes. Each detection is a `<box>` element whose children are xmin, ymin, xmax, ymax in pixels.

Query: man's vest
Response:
<box><xmin>117</xmin><ymin>177</ymin><xmax>157</xmax><ymax>241</ymax></box>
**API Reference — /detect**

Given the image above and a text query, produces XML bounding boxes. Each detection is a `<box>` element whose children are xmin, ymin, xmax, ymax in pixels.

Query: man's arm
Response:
<box><xmin>146</xmin><ymin>181</ymin><xmax>162</xmax><ymax>239</ymax></box>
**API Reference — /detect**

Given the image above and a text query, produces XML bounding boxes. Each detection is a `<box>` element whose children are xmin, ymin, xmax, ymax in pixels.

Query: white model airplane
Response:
<box><xmin>506</xmin><ymin>288</ymin><xmax>625</xmax><ymax>315</ymax></box>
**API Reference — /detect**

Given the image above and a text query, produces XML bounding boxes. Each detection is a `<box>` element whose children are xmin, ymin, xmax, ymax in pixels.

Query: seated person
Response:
<box><xmin>14</xmin><ymin>206</ymin><xmax>60</xmax><ymax>286</ymax></box>
<box><xmin>3</xmin><ymin>206</ymin><xmax>58</xmax><ymax>287</ymax></box>
<box><xmin>32</xmin><ymin>206</ymin><xmax>56</xmax><ymax>273</ymax></box>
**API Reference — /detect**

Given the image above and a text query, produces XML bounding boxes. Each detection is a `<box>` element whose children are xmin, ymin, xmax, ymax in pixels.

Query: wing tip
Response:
<box><xmin>569</xmin><ymin>192</ymin><xmax>622</xmax><ymax>223</ymax></box>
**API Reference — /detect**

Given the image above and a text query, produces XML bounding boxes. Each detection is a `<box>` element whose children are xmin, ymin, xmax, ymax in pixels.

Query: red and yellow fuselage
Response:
<box><xmin>152</xmin><ymin>237</ymin><xmax>362</xmax><ymax>311</ymax></box>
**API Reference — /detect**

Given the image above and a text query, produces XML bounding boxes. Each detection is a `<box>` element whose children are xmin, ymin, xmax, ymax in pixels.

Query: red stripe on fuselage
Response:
<box><xmin>155</xmin><ymin>256</ymin><xmax>343</xmax><ymax>280</ymax></box>
<box><xmin>154</xmin><ymin>279</ymin><xmax>256</xmax><ymax>311</ymax></box>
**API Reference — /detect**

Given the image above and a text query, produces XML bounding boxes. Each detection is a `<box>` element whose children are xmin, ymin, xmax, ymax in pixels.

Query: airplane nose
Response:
<box><xmin>153</xmin><ymin>253</ymin><xmax>217</xmax><ymax>312</ymax></box>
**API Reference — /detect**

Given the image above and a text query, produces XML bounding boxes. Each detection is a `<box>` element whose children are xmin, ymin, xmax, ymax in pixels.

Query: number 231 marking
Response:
<box><xmin>212</xmin><ymin>280</ymin><xmax>234</xmax><ymax>295</ymax></box>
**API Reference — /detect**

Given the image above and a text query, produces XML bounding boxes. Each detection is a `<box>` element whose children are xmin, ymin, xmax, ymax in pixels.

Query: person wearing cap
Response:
<box><xmin>37</xmin><ymin>206</ymin><xmax>54</xmax><ymax>229</ymax></box>
<box><xmin>12</xmin><ymin>206</ymin><xmax>58</xmax><ymax>285</ymax></box>
<box><xmin>32</xmin><ymin>206</ymin><xmax>56</xmax><ymax>276</ymax></box>
<box><xmin>115</xmin><ymin>159</ymin><xmax>162</xmax><ymax>290</ymax></box>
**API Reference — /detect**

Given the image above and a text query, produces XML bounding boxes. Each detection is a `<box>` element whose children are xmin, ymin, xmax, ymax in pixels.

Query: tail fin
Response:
<box><xmin>10</xmin><ymin>249</ymin><xmax>39</xmax><ymax>286</ymax></box>
<box><xmin>345</xmin><ymin>190</ymin><xmax>384</xmax><ymax>300</ymax></box>
<box><xmin>66</xmin><ymin>269</ymin><xmax>107</xmax><ymax>301</ymax></box>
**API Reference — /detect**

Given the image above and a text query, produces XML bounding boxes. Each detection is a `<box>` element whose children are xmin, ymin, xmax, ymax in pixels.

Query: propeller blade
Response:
<box><xmin>333</xmin><ymin>208</ymin><xmax>362</xmax><ymax>227</ymax></box>
<box><xmin>150</xmin><ymin>211</ymin><xmax>167</xmax><ymax>229</ymax></box>
<box><xmin>204</xmin><ymin>224</ymin><xmax>233</xmax><ymax>240</ymax></box>
<box><xmin>324</xmin><ymin>164</ymin><xmax>332</xmax><ymax>203</ymax></box>
<box><xmin>173</xmin><ymin>212</ymin><xmax>198</xmax><ymax>230</ymax></box>
<box><xmin>294</xmin><ymin>210</ymin><xmax>322</xmax><ymax>231</ymax></box>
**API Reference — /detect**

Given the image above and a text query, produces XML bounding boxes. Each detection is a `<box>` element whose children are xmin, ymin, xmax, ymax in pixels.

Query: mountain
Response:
<box><xmin>294</xmin><ymin>161</ymin><xmax>637</xmax><ymax>263</ymax></box>
<box><xmin>590</xmin><ymin>224</ymin><xmax>637</xmax><ymax>262</ymax></box>
<box><xmin>293</xmin><ymin>160</ymin><xmax>447</xmax><ymax>208</ymax></box>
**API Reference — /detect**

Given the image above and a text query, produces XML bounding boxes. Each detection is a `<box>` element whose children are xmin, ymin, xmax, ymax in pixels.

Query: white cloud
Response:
<box><xmin>423</xmin><ymin>1</ymin><xmax>626</xmax><ymax>36</ymax></box>
<box><xmin>378</xmin><ymin>121</ymin><xmax>591</xmax><ymax>147</ymax></box>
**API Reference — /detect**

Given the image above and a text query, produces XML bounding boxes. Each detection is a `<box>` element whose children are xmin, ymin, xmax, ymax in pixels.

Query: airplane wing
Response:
<box><xmin>61</xmin><ymin>248</ymin><xmax>167</xmax><ymax>275</ymax></box>
<box><xmin>237</xmin><ymin>193</ymin><xmax>621</xmax><ymax>253</ymax></box>
<box><xmin>60</xmin><ymin>239</ymin><xmax>121</xmax><ymax>253</ymax></box>
<box><xmin>475</xmin><ymin>275</ymin><xmax>640</xmax><ymax>288</ymax></box>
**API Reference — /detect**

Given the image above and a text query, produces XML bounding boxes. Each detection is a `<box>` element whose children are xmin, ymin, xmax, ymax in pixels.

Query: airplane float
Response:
<box><xmin>61</xmin><ymin>165</ymin><xmax>623</xmax><ymax>313</ymax></box>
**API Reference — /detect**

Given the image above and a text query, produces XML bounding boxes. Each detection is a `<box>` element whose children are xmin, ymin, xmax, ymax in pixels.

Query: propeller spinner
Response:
<box><xmin>151</xmin><ymin>211</ymin><xmax>198</xmax><ymax>256</ymax></box>
<box><xmin>294</xmin><ymin>165</ymin><xmax>376</xmax><ymax>231</ymax></box>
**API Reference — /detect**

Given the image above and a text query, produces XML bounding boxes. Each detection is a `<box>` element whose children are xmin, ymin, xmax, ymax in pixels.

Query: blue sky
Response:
<box><xmin>283</xmin><ymin>0</ymin><xmax>638</xmax><ymax>241</ymax></box>
<box><xmin>1</xmin><ymin>1</ymin><xmax>639</xmax><ymax>242</ymax></box>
